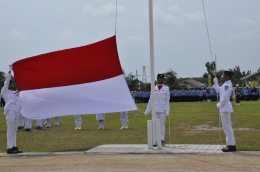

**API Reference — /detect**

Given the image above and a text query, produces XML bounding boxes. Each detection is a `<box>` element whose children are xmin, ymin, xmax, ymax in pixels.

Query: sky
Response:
<box><xmin>0</xmin><ymin>0</ymin><xmax>259</xmax><ymax>81</ymax></box>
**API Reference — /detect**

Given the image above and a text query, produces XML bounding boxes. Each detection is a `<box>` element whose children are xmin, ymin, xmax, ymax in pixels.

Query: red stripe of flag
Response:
<box><xmin>13</xmin><ymin>36</ymin><xmax>122</xmax><ymax>91</ymax></box>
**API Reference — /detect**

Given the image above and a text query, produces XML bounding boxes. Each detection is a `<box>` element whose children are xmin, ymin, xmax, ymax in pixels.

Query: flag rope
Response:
<box><xmin>115</xmin><ymin>0</ymin><xmax>118</xmax><ymax>35</ymax></box>
<box><xmin>202</xmin><ymin>0</ymin><xmax>223</xmax><ymax>146</ymax></box>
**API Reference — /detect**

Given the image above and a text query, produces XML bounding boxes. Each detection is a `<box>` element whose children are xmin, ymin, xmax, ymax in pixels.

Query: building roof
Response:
<box><xmin>241</xmin><ymin>71</ymin><xmax>260</xmax><ymax>80</ymax></box>
<box><xmin>182</xmin><ymin>78</ymin><xmax>206</xmax><ymax>88</ymax></box>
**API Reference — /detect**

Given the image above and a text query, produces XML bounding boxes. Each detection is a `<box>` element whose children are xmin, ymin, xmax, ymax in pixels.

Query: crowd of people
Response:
<box><xmin>133</xmin><ymin>86</ymin><xmax>259</xmax><ymax>103</ymax></box>
<box><xmin>1</xmin><ymin>65</ymin><xmax>259</xmax><ymax>154</ymax></box>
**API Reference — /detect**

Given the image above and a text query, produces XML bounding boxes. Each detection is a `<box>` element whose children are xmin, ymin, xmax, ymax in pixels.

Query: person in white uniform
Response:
<box><xmin>1</xmin><ymin>65</ymin><xmax>23</xmax><ymax>154</ymax></box>
<box><xmin>24</xmin><ymin>118</ymin><xmax>32</xmax><ymax>131</ymax></box>
<box><xmin>54</xmin><ymin>116</ymin><xmax>60</xmax><ymax>126</ymax></box>
<box><xmin>45</xmin><ymin>118</ymin><xmax>51</xmax><ymax>128</ymax></box>
<box><xmin>145</xmin><ymin>74</ymin><xmax>170</xmax><ymax>147</ymax></box>
<box><xmin>96</xmin><ymin>113</ymin><xmax>105</xmax><ymax>129</ymax></box>
<box><xmin>120</xmin><ymin>111</ymin><xmax>129</xmax><ymax>129</ymax></box>
<box><xmin>212</xmin><ymin>70</ymin><xmax>236</xmax><ymax>152</ymax></box>
<box><xmin>75</xmin><ymin>115</ymin><xmax>82</xmax><ymax>130</ymax></box>
<box><xmin>35</xmin><ymin>119</ymin><xmax>43</xmax><ymax>129</ymax></box>
<box><xmin>14</xmin><ymin>91</ymin><xmax>24</xmax><ymax>130</ymax></box>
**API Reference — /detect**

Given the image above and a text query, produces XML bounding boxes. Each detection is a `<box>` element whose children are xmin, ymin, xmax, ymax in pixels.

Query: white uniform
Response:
<box><xmin>45</xmin><ymin>118</ymin><xmax>51</xmax><ymax>128</ymax></box>
<box><xmin>15</xmin><ymin>93</ymin><xmax>24</xmax><ymax>128</ymax></box>
<box><xmin>213</xmin><ymin>80</ymin><xmax>236</xmax><ymax>146</ymax></box>
<box><xmin>1</xmin><ymin>73</ymin><xmax>19</xmax><ymax>149</ymax></box>
<box><xmin>24</xmin><ymin>118</ymin><xmax>32</xmax><ymax>130</ymax></box>
<box><xmin>36</xmin><ymin>119</ymin><xmax>42</xmax><ymax>128</ymax></box>
<box><xmin>54</xmin><ymin>116</ymin><xmax>60</xmax><ymax>126</ymax></box>
<box><xmin>75</xmin><ymin>115</ymin><xmax>82</xmax><ymax>129</ymax></box>
<box><xmin>120</xmin><ymin>111</ymin><xmax>129</xmax><ymax>129</ymax></box>
<box><xmin>145</xmin><ymin>84</ymin><xmax>170</xmax><ymax>141</ymax></box>
<box><xmin>96</xmin><ymin>113</ymin><xmax>105</xmax><ymax>129</ymax></box>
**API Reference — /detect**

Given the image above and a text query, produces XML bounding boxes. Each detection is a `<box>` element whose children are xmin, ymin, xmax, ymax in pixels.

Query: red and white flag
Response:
<box><xmin>12</xmin><ymin>36</ymin><xmax>137</xmax><ymax>119</ymax></box>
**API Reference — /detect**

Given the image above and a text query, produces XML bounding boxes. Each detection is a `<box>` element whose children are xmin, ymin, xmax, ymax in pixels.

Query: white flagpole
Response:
<box><xmin>147</xmin><ymin>0</ymin><xmax>162</xmax><ymax>149</ymax></box>
<box><xmin>148</xmin><ymin>0</ymin><xmax>156</xmax><ymax>121</ymax></box>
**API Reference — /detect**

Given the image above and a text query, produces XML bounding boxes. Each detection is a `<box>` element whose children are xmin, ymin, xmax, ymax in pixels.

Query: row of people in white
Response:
<box><xmin>74</xmin><ymin>112</ymin><xmax>129</xmax><ymax>130</ymax></box>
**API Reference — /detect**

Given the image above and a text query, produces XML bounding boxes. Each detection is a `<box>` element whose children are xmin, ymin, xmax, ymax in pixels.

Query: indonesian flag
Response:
<box><xmin>12</xmin><ymin>36</ymin><xmax>137</xmax><ymax>119</ymax></box>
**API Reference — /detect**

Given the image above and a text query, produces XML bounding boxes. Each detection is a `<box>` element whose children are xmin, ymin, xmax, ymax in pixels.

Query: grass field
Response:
<box><xmin>0</xmin><ymin>100</ymin><xmax>259</xmax><ymax>153</ymax></box>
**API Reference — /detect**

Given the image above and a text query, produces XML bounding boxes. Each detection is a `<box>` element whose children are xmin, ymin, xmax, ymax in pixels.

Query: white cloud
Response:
<box><xmin>231</xmin><ymin>18</ymin><xmax>256</xmax><ymax>28</ymax></box>
<box><xmin>82</xmin><ymin>3</ymin><xmax>125</xmax><ymax>18</ymax></box>
<box><xmin>152</xmin><ymin>5</ymin><xmax>204</xmax><ymax>27</ymax></box>
<box><xmin>9</xmin><ymin>29</ymin><xmax>27</xmax><ymax>41</ymax></box>
<box><xmin>53</xmin><ymin>29</ymin><xmax>75</xmax><ymax>41</ymax></box>
<box><xmin>225</xmin><ymin>17</ymin><xmax>260</xmax><ymax>41</ymax></box>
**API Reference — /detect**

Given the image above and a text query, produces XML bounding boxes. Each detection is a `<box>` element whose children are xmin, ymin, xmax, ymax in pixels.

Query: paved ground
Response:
<box><xmin>0</xmin><ymin>144</ymin><xmax>260</xmax><ymax>172</ymax></box>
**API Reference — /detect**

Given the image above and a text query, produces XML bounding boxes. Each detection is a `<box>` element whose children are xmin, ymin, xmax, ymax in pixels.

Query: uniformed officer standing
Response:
<box><xmin>75</xmin><ymin>114</ymin><xmax>82</xmax><ymax>129</ymax></box>
<box><xmin>96</xmin><ymin>113</ymin><xmax>105</xmax><ymax>129</ymax></box>
<box><xmin>120</xmin><ymin>111</ymin><xmax>129</xmax><ymax>129</ymax></box>
<box><xmin>235</xmin><ymin>84</ymin><xmax>241</xmax><ymax>105</ymax></box>
<box><xmin>212</xmin><ymin>71</ymin><xmax>236</xmax><ymax>152</ymax></box>
<box><xmin>1</xmin><ymin>66</ymin><xmax>23</xmax><ymax>154</ymax></box>
<box><xmin>145</xmin><ymin>74</ymin><xmax>170</xmax><ymax>147</ymax></box>
<box><xmin>15</xmin><ymin>91</ymin><xmax>24</xmax><ymax>129</ymax></box>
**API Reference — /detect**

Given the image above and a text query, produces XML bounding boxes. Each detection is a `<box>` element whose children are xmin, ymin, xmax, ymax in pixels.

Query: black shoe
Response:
<box><xmin>7</xmin><ymin>148</ymin><xmax>18</xmax><ymax>154</ymax></box>
<box><xmin>24</xmin><ymin>128</ymin><xmax>31</xmax><ymax>131</ymax></box>
<box><xmin>12</xmin><ymin>147</ymin><xmax>23</xmax><ymax>153</ymax></box>
<box><xmin>36</xmin><ymin>126</ymin><xmax>42</xmax><ymax>130</ymax></box>
<box><xmin>18</xmin><ymin>126</ymin><xmax>22</xmax><ymax>129</ymax></box>
<box><xmin>162</xmin><ymin>140</ymin><xmax>165</xmax><ymax>147</ymax></box>
<box><xmin>222</xmin><ymin>145</ymin><xmax>236</xmax><ymax>152</ymax></box>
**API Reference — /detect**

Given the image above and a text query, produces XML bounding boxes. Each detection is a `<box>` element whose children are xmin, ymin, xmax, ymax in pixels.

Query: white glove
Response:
<box><xmin>9</xmin><ymin>65</ymin><xmax>12</xmax><ymax>71</ymax></box>
<box><xmin>166</xmin><ymin>111</ymin><xmax>169</xmax><ymax>116</ymax></box>
<box><xmin>217</xmin><ymin>103</ymin><xmax>220</xmax><ymax>108</ymax></box>
<box><xmin>213</xmin><ymin>77</ymin><xmax>218</xmax><ymax>84</ymax></box>
<box><xmin>144</xmin><ymin>111</ymin><xmax>149</xmax><ymax>115</ymax></box>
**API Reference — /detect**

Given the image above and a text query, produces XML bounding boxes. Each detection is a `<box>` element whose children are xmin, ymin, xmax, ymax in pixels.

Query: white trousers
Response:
<box><xmin>36</xmin><ymin>119</ymin><xmax>42</xmax><ymax>127</ymax></box>
<box><xmin>46</xmin><ymin>118</ymin><xmax>51</xmax><ymax>127</ymax></box>
<box><xmin>55</xmin><ymin>116</ymin><xmax>60</xmax><ymax>125</ymax></box>
<box><xmin>6</xmin><ymin>110</ymin><xmax>19</xmax><ymax>149</ymax></box>
<box><xmin>120</xmin><ymin>111</ymin><xmax>128</xmax><ymax>126</ymax></box>
<box><xmin>25</xmin><ymin>118</ymin><xmax>32</xmax><ymax>129</ymax></box>
<box><xmin>220</xmin><ymin>112</ymin><xmax>236</xmax><ymax>145</ymax></box>
<box><xmin>18</xmin><ymin>113</ymin><xmax>24</xmax><ymax>127</ymax></box>
<box><xmin>75</xmin><ymin>115</ymin><xmax>82</xmax><ymax>126</ymax></box>
<box><xmin>156</xmin><ymin>112</ymin><xmax>166</xmax><ymax>141</ymax></box>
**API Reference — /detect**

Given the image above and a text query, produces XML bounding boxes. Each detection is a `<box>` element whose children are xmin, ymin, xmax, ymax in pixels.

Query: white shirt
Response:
<box><xmin>145</xmin><ymin>84</ymin><xmax>170</xmax><ymax>113</ymax></box>
<box><xmin>1</xmin><ymin>73</ymin><xmax>19</xmax><ymax>115</ymax></box>
<box><xmin>213</xmin><ymin>80</ymin><xmax>233</xmax><ymax>113</ymax></box>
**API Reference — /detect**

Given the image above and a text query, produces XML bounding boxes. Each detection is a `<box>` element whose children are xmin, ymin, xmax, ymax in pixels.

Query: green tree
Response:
<box><xmin>203</xmin><ymin>61</ymin><xmax>223</xmax><ymax>83</ymax></box>
<box><xmin>164</xmin><ymin>69</ymin><xmax>180</xmax><ymax>89</ymax></box>
<box><xmin>125</xmin><ymin>72</ymin><xmax>139</xmax><ymax>91</ymax></box>
<box><xmin>0</xmin><ymin>71</ymin><xmax>4</xmax><ymax>87</ymax></box>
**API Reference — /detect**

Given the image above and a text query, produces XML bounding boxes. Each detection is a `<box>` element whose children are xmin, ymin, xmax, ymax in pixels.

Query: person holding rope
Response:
<box><xmin>212</xmin><ymin>70</ymin><xmax>236</xmax><ymax>152</ymax></box>
<box><xmin>1</xmin><ymin>65</ymin><xmax>23</xmax><ymax>154</ymax></box>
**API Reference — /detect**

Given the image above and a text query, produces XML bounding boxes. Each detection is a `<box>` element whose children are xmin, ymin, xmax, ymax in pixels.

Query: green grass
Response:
<box><xmin>0</xmin><ymin>100</ymin><xmax>259</xmax><ymax>153</ymax></box>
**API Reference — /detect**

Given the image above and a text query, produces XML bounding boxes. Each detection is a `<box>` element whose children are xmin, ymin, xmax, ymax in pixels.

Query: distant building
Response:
<box><xmin>182</xmin><ymin>77</ymin><xmax>206</xmax><ymax>89</ymax></box>
<box><xmin>241</xmin><ymin>70</ymin><xmax>260</xmax><ymax>86</ymax></box>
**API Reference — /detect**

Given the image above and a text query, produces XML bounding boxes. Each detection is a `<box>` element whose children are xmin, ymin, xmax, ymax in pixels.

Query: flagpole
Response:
<box><xmin>147</xmin><ymin>0</ymin><xmax>162</xmax><ymax>149</ymax></box>
<box><xmin>148</xmin><ymin>0</ymin><xmax>156</xmax><ymax>121</ymax></box>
